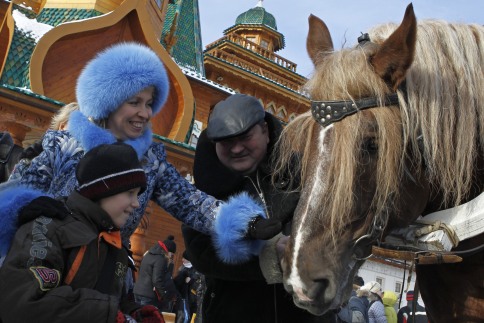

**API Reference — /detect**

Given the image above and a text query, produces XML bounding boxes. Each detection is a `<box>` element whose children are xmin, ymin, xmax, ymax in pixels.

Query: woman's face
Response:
<box><xmin>107</xmin><ymin>86</ymin><xmax>154</xmax><ymax>140</ymax></box>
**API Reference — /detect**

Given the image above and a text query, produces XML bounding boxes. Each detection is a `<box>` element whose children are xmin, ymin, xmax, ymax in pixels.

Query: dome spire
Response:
<box><xmin>256</xmin><ymin>0</ymin><xmax>264</xmax><ymax>8</ymax></box>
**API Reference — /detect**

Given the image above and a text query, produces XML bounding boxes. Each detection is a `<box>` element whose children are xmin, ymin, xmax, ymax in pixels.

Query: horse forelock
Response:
<box><xmin>277</xmin><ymin>39</ymin><xmax>404</xmax><ymax>246</ymax></box>
<box><xmin>275</xmin><ymin>111</ymin><xmax>403</xmax><ymax>253</ymax></box>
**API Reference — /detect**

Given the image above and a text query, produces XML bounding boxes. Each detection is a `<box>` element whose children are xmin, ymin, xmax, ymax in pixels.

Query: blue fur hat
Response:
<box><xmin>76</xmin><ymin>42</ymin><xmax>169</xmax><ymax>120</ymax></box>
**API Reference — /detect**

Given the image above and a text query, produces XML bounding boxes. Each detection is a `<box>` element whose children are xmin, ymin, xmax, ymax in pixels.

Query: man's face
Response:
<box><xmin>215</xmin><ymin>122</ymin><xmax>269</xmax><ymax>175</ymax></box>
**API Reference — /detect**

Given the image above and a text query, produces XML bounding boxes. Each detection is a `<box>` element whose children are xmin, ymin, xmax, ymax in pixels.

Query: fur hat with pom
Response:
<box><xmin>76</xmin><ymin>42</ymin><xmax>169</xmax><ymax>120</ymax></box>
<box><xmin>360</xmin><ymin>281</ymin><xmax>383</xmax><ymax>298</ymax></box>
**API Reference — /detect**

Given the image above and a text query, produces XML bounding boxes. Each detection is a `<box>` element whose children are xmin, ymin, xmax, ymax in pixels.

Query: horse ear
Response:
<box><xmin>307</xmin><ymin>14</ymin><xmax>334</xmax><ymax>66</ymax></box>
<box><xmin>371</xmin><ymin>3</ymin><xmax>417</xmax><ymax>90</ymax></box>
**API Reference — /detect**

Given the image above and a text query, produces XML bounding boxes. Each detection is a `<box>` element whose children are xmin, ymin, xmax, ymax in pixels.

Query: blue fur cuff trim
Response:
<box><xmin>213</xmin><ymin>192</ymin><xmax>266</xmax><ymax>264</ymax></box>
<box><xmin>0</xmin><ymin>186</ymin><xmax>47</xmax><ymax>256</ymax></box>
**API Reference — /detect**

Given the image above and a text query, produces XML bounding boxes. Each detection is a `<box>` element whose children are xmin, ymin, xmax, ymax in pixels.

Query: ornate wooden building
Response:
<box><xmin>0</xmin><ymin>0</ymin><xmax>309</xmax><ymax>271</ymax></box>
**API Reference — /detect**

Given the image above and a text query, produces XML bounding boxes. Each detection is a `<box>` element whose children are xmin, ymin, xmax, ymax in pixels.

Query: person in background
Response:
<box><xmin>10</xmin><ymin>102</ymin><xmax>79</xmax><ymax>179</ymax></box>
<box><xmin>360</xmin><ymin>281</ymin><xmax>387</xmax><ymax>323</ymax></box>
<box><xmin>182</xmin><ymin>94</ymin><xmax>334</xmax><ymax>322</ymax></box>
<box><xmin>337</xmin><ymin>275</ymin><xmax>369</xmax><ymax>323</ymax></box>
<box><xmin>382</xmin><ymin>290</ymin><xmax>398</xmax><ymax>323</ymax></box>
<box><xmin>397</xmin><ymin>291</ymin><xmax>428</xmax><ymax>323</ymax></box>
<box><xmin>159</xmin><ymin>235</ymin><xmax>178</xmax><ymax>313</ymax></box>
<box><xmin>0</xmin><ymin>143</ymin><xmax>164</xmax><ymax>322</ymax></box>
<box><xmin>173</xmin><ymin>250</ymin><xmax>203</xmax><ymax>322</ymax></box>
<box><xmin>134</xmin><ymin>236</ymin><xmax>177</xmax><ymax>312</ymax></box>
<box><xmin>0</xmin><ymin>42</ymin><xmax>278</xmax><ymax>263</ymax></box>
<box><xmin>0</xmin><ymin>131</ymin><xmax>23</xmax><ymax>183</ymax></box>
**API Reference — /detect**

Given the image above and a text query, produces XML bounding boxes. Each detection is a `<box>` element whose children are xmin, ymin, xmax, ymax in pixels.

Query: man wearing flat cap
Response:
<box><xmin>182</xmin><ymin>94</ymin><xmax>333</xmax><ymax>322</ymax></box>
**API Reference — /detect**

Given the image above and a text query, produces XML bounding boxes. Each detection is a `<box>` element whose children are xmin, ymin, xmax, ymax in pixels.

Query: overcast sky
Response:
<box><xmin>199</xmin><ymin>0</ymin><xmax>483</xmax><ymax>77</ymax></box>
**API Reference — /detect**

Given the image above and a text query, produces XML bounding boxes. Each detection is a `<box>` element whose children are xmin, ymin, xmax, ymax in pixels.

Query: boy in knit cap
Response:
<box><xmin>0</xmin><ymin>143</ymin><xmax>164</xmax><ymax>323</ymax></box>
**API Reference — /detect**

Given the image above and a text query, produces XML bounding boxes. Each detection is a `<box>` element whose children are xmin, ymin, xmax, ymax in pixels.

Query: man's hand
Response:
<box><xmin>246</xmin><ymin>216</ymin><xmax>282</xmax><ymax>240</ymax></box>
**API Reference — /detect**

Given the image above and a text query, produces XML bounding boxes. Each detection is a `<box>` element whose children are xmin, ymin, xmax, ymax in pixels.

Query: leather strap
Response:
<box><xmin>311</xmin><ymin>94</ymin><xmax>400</xmax><ymax>127</ymax></box>
<box><xmin>372</xmin><ymin>246</ymin><xmax>462</xmax><ymax>264</ymax></box>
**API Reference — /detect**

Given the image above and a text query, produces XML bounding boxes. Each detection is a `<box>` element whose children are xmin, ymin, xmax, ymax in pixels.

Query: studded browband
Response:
<box><xmin>310</xmin><ymin>93</ymin><xmax>400</xmax><ymax>127</ymax></box>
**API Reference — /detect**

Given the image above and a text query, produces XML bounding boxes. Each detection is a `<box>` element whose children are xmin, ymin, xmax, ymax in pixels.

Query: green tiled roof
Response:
<box><xmin>161</xmin><ymin>0</ymin><xmax>204</xmax><ymax>75</ymax></box>
<box><xmin>235</xmin><ymin>6</ymin><xmax>277</xmax><ymax>30</ymax></box>
<box><xmin>0</xmin><ymin>6</ymin><xmax>102</xmax><ymax>89</ymax></box>
<box><xmin>0</xmin><ymin>27</ymin><xmax>35</xmax><ymax>88</ymax></box>
<box><xmin>37</xmin><ymin>8</ymin><xmax>102</xmax><ymax>26</ymax></box>
<box><xmin>223</xmin><ymin>5</ymin><xmax>285</xmax><ymax>49</ymax></box>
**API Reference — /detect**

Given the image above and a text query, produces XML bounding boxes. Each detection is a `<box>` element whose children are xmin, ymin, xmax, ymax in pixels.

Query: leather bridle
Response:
<box><xmin>311</xmin><ymin>94</ymin><xmax>400</xmax><ymax>128</ymax></box>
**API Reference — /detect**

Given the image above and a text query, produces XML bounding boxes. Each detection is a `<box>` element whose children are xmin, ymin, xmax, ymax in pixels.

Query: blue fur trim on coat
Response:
<box><xmin>68</xmin><ymin>111</ymin><xmax>152</xmax><ymax>158</ymax></box>
<box><xmin>0</xmin><ymin>186</ymin><xmax>47</xmax><ymax>256</ymax></box>
<box><xmin>76</xmin><ymin>42</ymin><xmax>169</xmax><ymax>120</ymax></box>
<box><xmin>213</xmin><ymin>192</ymin><xmax>266</xmax><ymax>264</ymax></box>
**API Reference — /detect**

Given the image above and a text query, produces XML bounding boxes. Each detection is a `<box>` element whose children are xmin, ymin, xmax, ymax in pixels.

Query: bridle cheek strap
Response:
<box><xmin>311</xmin><ymin>93</ymin><xmax>400</xmax><ymax>127</ymax></box>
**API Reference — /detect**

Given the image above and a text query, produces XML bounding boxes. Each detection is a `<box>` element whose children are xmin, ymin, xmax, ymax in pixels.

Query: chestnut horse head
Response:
<box><xmin>273</xmin><ymin>4</ymin><xmax>484</xmax><ymax>321</ymax></box>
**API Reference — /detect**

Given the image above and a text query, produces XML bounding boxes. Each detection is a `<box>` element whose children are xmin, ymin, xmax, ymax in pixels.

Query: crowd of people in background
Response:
<box><xmin>337</xmin><ymin>275</ymin><xmax>429</xmax><ymax>323</ymax></box>
<box><xmin>336</xmin><ymin>277</ymin><xmax>429</xmax><ymax>323</ymax></box>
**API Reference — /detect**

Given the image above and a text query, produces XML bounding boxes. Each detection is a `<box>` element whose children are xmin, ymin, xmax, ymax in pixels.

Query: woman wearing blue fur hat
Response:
<box><xmin>0</xmin><ymin>42</ymin><xmax>279</xmax><ymax>260</ymax></box>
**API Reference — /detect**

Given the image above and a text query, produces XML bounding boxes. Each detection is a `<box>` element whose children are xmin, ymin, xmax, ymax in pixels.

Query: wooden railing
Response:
<box><xmin>205</xmin><ymin>33</ymin><xmax>298</xmax><ymax>72</ymax></box>
<box><xmin>205</xmin><ymin>49</ymin><xmax>302</xmax><ymax>92</ymax></box>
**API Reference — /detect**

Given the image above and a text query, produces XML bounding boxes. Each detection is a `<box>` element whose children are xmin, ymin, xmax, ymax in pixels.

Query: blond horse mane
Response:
<box><xmin>273</xmin><ymin>20</ymin><xmax>484</xmax><ymax>242</ymax></box>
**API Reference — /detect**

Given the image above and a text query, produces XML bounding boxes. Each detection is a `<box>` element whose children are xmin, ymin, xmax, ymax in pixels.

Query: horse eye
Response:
<box><xmin>363</xmin><ymin>138</ymin><xmax>378</xmax><ymax>153</ymax></box>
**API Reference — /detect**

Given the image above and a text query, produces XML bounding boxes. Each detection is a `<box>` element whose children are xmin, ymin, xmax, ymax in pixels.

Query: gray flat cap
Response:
<box><xmin>207</xmin><ymin>94</ymin><xmax>265</xmax><ymax>141</ymax></box>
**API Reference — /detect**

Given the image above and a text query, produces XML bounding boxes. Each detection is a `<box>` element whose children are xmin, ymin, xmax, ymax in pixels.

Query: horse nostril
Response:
<box><xmin>306</xmin><ymin>278</ymin><xmax>329</xmax><ymax>300</ymax></box>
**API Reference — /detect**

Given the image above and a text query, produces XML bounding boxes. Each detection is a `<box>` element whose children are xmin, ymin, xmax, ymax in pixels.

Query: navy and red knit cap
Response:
<box><xmin>406</xmin><ymin>290</ymin><xmax>415</xmax><ymax>301</ymax></box>
<box><xmin>76</xmin><ymin>143</ymin><xmax>147</xmax><ymax>200</ymax></box>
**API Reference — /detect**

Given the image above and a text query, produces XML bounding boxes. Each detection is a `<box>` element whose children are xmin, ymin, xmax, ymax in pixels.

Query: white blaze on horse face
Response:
<box><xmin>288</xmin><ymin>125</ymin><xmax>332</xmax><ymax>301</ymax></box>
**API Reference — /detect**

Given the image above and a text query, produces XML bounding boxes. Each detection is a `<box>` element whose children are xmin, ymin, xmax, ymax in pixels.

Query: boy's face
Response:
<box><xmin>99</xmin><ymin>188</ymin><xmax>141</xmax><ymax>228</ymax></box>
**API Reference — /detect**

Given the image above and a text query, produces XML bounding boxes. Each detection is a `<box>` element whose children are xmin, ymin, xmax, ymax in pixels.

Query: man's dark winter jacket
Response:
<box><xmin>183</xmin><ymin>114</ymin><xmax>332</xmax><ymax>323</ymax></box>
<box><xmin>0</xmin><ymin>191</ymin><xmax>137</xmax><ymax>323</ymax></box>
